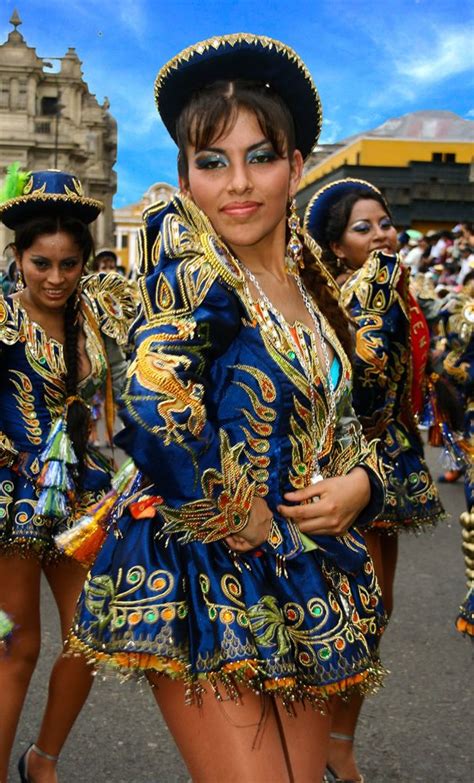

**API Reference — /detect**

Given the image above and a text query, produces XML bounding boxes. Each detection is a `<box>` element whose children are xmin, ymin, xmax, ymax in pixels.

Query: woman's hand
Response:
<box><xmin>225</xmin><ymin>496</ymin><xmax>273</xmax><ymax>552</ymax></box>
<box><xmin>277</xmin><ymin>468</ymin><xmax>371</xmax><ymax>536</ymax></box>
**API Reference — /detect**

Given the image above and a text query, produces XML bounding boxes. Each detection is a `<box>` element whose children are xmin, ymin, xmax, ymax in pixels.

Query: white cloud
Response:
<box><xmin>117</xmin><ymin>0</ymin><xmax>148</xmax><ymax>41</ymax></box>
<box><xmin>397</xmin><ymin>28</ymin><xmax>473</xmax><ymax>84</ymax></box>
<box><xmin>319</xmin><ymin>117</ymin><xmax>342</xmax><ymax>144</ymax></box>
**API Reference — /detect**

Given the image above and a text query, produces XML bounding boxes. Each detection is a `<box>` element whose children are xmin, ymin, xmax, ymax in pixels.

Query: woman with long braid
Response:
<box><xmin>0</xmin><ymin>169</ymin><xmax>136</xmax><ymax>783</ymax></box>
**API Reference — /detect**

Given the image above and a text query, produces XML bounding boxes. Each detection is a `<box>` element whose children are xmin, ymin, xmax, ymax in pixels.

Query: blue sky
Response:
<box><xmin>3</xmin><ymin>1</ymin><xmax>473</xmax><ymax>207</ymax></box>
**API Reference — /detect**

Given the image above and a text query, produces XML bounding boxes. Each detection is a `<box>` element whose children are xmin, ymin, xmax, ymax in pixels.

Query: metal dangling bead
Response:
<box><xmin>15</xmin><ymin>270</ymin><xmax>25</xmax><ymax>291</ymax></box>
<box><xmin>285</xmin><ymin>197</ymin><xmax>304</xmax><ymax>276</ymax></box>
<box><xmin>74</xmin><ymin>281</ymin><xmax>83</xmax><ymax>323</ymax></box>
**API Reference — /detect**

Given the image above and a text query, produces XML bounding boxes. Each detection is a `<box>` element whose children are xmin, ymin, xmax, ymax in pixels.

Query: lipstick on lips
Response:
<box><xmin>220</xmin><ymin>201</ymin><xmax>261</xmax><ymax>218</ymax></box>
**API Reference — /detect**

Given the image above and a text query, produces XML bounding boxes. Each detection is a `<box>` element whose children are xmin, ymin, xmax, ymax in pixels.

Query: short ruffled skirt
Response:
<box><xmin>70</xmin><ymin>510</ymin><xmax>387</xmax><ymax>707</ymax></box>
<box><xmin>369</xmin><ymin>434</ymin><xmax>446</xmax><ymax>534</ymax></box>
<box><xmin>456</xmin><ymin>587</ymin><xmax>474</xmax><ymax>637</ymax></box>
<box><xmin>0</xmin><ymin>448</ymin><xmax>113</xmax><ymax>562</ymax></box>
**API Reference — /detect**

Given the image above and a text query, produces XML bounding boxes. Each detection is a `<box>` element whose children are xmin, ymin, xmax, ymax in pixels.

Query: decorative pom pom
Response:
<box><xmin>0</xmin><ymin>162</ymin><xmax>31</xmax><ymax>203</ymax></box>
<box><xmin>55</xmin><ymin>458</ymin><xmax>139</xmax><ymax>565</ymax></box>
<box><xmin>36</xmin><ymin>414</ymin><xmax>78</xmax><ymax>521</ymax></box>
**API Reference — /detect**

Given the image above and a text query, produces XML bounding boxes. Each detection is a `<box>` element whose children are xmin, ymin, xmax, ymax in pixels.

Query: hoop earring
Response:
<box><xmin>285</xmin><ymin>198</ymin><xmax>304</xmax><ymax>275</ymax></box>
<box><xmin>15</xmin><ymin>271</ymin><xmax>24</xmax><ymax>291</ymax></box>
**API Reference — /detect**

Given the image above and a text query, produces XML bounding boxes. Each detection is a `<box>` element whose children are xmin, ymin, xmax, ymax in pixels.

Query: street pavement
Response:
<box><xmin>9</xmin><ymin>443</ymin><xmax>473</xmax><ymax>782</ymax></box>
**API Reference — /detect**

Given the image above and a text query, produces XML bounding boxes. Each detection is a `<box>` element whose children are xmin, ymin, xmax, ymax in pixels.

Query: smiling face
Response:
<box><xmin>180</xmin><ymin>107</ymin><xmax>303</xmax><ymax>260</ymax></box>
<box><xmin>330</xmin><ymin>198</ymin><xmax>398</xmax><ymax>269</ymax></box>
<box><xmin>16</xmin><ymin>231</ymin><xmax>84</xmax><ymax>312</ymax></box>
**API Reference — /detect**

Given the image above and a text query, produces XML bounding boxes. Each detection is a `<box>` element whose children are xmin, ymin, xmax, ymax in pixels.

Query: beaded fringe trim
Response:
<box><xmin>370</xmin><ymin>509</ymin><xmax>448</xmax><ymax>535</ymax></box>
<box><xmin>0</xmin><ymin>537</ymin><xmax>73</xmax><ymax>565</ymax></box>
<box><xmin>67</xmin><ymin>631</ymin><xmax>387</xmax><ymax>711</ymax></box>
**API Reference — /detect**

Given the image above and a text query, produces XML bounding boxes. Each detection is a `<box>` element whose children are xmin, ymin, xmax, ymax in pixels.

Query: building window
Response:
<box><xmin>0</xmin><ymin>81</ymin><xmax>9</xmax><ymax>108</ymax></box>
<box><xmin>121</xmin><ymin>234</ymin><xmax>128</xmax><ymax>249</ymax></box>
<box><xmin>41</xmin><ymin>96</ymin><xmax>60</xmax><ymax>116</ymax></box>
<box><xmin>35</xmin><ymin>121</ymin><xmax>52</xmax><ymax>134</ymax></box>
<box><xmin>432</xmin><ymin>151</ymin><xmax>457</xmax><ymax>163</ymax></box>
<box><xmin>18</xmin><ymin>79</ymin><xmax>27</xmax><ymax>109</ymax></box>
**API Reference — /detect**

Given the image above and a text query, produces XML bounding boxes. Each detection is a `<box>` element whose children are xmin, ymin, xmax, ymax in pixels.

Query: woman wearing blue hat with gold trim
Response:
<box><xmin>69</xmin><ymin>36</ymin><xmax>387</xmax><ymax>781</ymax></box>
<box><xmin>0</xmin><ymin>168</ymin><xmax>137</xmax><ymax>783</ymax></box>
<box><xmin>305</xmin><ymin>179</ymin><xmax>446</xmax><ymax>782</ymax></box>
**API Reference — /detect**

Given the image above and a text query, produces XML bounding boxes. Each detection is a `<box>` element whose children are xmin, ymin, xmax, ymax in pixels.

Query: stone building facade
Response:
<box><xmin>0</xmin><ymin>11</ymin><xmax>117</xmax><ymax>260</ymax></box>
<box><xmin>113</xmin><ymin>182</ymin><xmax>177</xmax><ymax>275</ymax></box>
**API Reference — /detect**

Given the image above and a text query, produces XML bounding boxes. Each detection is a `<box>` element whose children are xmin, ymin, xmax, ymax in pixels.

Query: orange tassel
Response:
<box><xmin>428</xmin><ymin>423</ymin><xmax>443</xmax><ymax>447</ymax></box>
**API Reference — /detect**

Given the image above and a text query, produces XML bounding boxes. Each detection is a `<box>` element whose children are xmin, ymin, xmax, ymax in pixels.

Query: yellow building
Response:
<box><xmin>297</xmin><ymin>110</ymin><xmax>474</xmax><ymax>232</ymax></box>
<box><xmin>300</xmin><ymin>138</ymin><xmax>473</xmax><ymax>190</ymax></box>
<box><xmin>113</xmin><ymin>182</ymin><xmax>177</xmax><ymax>274</ymax></box>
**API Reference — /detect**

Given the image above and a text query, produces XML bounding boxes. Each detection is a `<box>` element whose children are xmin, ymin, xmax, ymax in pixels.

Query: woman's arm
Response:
<box><xmin>341</xmin><ymin>251</ymin><xmax>407</xmax><ymax>437</ymax></box>
<box><xmin>277</xmin><ymin>395</ymin><xmax>384</xmax><ymax>536</ymax></box>
<box><xmin>115</xmin><ymin>197</ymin><xmax>263</xmax><ymax>543</ymax></box>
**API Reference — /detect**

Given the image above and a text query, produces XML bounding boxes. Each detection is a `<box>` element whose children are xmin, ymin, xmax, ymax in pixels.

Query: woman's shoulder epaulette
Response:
<box><xmin>81</xmin><ymin>272</ymin><xmax>139</xmax><ymax>345</ymax></box>
<box><xmin>0</xmin><ymin>291</ymin><xmax>21</xmax><ymax>346</ymax></box>
<box><xmin>139</xmin><ymin>193</ymin><xmax>245</xmax><ymax>290</ymax></box>
<box><xmin>341</xmin><ymin>251</ymin><xmax>404</xmax><ymax>315</ymax></box>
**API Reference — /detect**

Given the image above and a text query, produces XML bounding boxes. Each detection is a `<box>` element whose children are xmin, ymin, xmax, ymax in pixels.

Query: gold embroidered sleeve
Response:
<box><xmin>81</xmin><ymin>272</ymin><xmax>139</xmax><ymax>346</ymax></box>
<box><xmin>340</xmin><ymin>251</ymin><xmax>406</xmax><ymax>317</ymax></box>
<box><xmin>0</xmin><ymin>431</ymin><xmax>18</xmax><ymax>468</ymax></box>
<box><xmin>328</xmin><ymin>394</ymin><xmax>386</xmax><ymax>525</ymax></box>
<box><xmin>116</xmin><ymin>195</ymin><xmax>256</xmax><ymax>543</ymax></box>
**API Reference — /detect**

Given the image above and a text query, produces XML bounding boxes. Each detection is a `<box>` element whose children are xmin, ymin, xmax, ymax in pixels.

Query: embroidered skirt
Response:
<box><xmin>0</xmin><ymin>448</ymin><xmax>112</xmax><ymax>561</ymax></box>
<box><xmin>70</xmin><ymin>509</ymin><xmax>386</xmax><ymax>707</ymax></box>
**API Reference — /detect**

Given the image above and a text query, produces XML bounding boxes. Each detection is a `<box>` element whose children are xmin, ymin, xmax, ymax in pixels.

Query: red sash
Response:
<box><xmin>408</xmin><ymin>291</ymin><xmax>430</xmax><ymax>415</ymax></box>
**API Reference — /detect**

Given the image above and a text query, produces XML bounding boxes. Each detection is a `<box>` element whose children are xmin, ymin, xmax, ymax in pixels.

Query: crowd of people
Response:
<box><xmin>0</xmin><ymin>31</ymin><xmax>471</xmax><ymax>783</ymax></box>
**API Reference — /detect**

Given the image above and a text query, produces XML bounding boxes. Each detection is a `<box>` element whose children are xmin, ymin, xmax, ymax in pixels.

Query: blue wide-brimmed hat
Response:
<box><xmin>304</xmin><ymin>178</ymin><xmax>385</xmax><ymax>245</ymax></box>
<box><xmin>0</xmin><ymin>169</ymin><xmax>103</xmax><ymax>229</ymax></box>
<box><xmin>154</xmin><ymin>33</ymin><xmax>322</xmax><ymax>160</ymax></box>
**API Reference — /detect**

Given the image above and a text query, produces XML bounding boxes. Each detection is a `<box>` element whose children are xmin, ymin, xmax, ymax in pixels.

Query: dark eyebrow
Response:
<box><xmin>30</xmin><ymin>254</ymin><xmax>80</xmax><ymax>262</ymax></box>
<box><xmin>196</xmin><ymin>139</ymin><xmax>270</xmax><ymax>155</ymax></box>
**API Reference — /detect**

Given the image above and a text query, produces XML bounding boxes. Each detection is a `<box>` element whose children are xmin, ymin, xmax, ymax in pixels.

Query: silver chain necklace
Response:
<box><xmin>239</xmin><ymin>262</ymin><xmax>338</xmax><ymax>485</ymax></box>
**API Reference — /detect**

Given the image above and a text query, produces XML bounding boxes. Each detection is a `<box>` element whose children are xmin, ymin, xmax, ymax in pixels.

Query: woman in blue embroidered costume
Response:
<box><xmin>437</xmin><ymin>273</ymin><xmax>474</xmax><ymax>637</ymax></box>
<box><xmin>305</xmin><ymin>179</ymin><xmax>446</xmax><ymax>782</ymax></box>
<box><xmin>70</xmin><ymin>36</ymin><xmax>386</xmax><ymax>782</ymax></box>
<box><xmin>0</xmin><ymin>169</ymin><xmax>136</xmax><ymax>783</ymax></box>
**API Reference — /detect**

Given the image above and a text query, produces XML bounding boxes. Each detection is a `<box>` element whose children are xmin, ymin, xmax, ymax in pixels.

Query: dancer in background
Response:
<box><xmin>437</xmin><ymin>273</ymin><xmax>474</xmax><ymax>637</ymax></box>
<box><xmin>305</xmin><ymin>178</ymin><xmax>445</xmax><ymax>782</ymax></box>
<box><xmin>69</xmin><ymin>35</ymin><xmax>387</xmax><ymax>782</ymax></box>
<box><xmin>0</xmin><ymin>169</ymin><xmax>136</xmax><ymax>783</ymax></box>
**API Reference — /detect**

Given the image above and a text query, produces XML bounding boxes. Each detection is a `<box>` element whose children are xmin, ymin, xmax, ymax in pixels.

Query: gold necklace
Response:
<box><xmin>240</xmin><ymin>263</ymin><xmax>337</xmax><ymax>485</ymax></box>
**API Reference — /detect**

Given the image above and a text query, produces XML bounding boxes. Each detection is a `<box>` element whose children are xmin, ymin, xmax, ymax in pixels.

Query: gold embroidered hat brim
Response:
<box><xmin>0</xmin><ymin>193</ymin><xmax>104</xmax><ymax>229</ymax></box>
<box><xmin>154</xmin><ymin>32</ymin><xmax>322</xmax><ymax>160</ymax></box>
<box><xmin>304</xmin><ymin>178</ymin><xmax>385</xmax><ymax>245</ymax></box>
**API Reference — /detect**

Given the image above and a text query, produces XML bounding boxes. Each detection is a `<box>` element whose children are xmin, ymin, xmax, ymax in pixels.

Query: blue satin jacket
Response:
<box><xmin>340</xmin><ymin>251</ymin><xmax>445</xmax><ymax>532</ymax></box>
<box><xmin>117</xmin><ymin>195</ymin><xmax>385</xmax><ymax>564</ymax></box>
<box><xmin>0</xmin><ymin>273</ymin><xmax>137</xmax><ymax>559</ymax></box>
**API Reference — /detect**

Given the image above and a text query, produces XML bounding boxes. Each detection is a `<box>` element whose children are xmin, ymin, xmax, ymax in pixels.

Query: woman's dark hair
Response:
<box><xmin>318</xmin><ymin>189</ymin><xmax>393</xmax><ymax>279</ymax></box>
<box><xmin>176</xmin><ymin>79</ymin><xmax>295</xmax><ymax>181</ymax></box>
<box><xmin>176</xmin><ymin>79</ymin><xmax>352</xmax><ymax>358</ymax></box>
<box><xmin>14</xmin><ymin>213</ymin><xmax>95</xmax><ymax>479</ymax></box>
